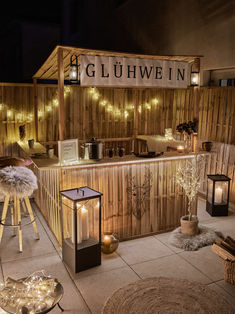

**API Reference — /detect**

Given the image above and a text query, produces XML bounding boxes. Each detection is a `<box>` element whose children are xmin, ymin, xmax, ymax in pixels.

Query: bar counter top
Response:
<box><xmin>17</xmin><ymin>141</ymin><xmax>198</xmax><ymax>170</ymax></box>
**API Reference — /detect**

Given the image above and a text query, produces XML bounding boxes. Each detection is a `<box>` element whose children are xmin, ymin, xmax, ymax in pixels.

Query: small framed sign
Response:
<box><xmin>58</xmin><ymin>139</ymin><xmax>79</xmax><ymax>165</ymax></box>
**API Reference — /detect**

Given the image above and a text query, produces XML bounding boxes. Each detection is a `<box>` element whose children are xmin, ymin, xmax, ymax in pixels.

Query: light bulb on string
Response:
<box><xmin>100</xmin><ymin>100</ymin><xmax>107</xmax><ymax>106</ymax></box>
<box><xmin>7</xmin><ymin>110</ymin><xmax>13</xmax><ymax>118</ymax></box>
<box><xmin>46</xmin><ymin>105</ymin><xmax>52</xmax><ymax>112</ymax></box>
<box><xmin>114</xmin><ymin>108</ymin><xmax>121</xmax><ymax>116</ymax></box>
<box><xmin>38</xmin><ymin>110</ymin><xmax>44</xmax><ymax>118</ymax></box>
<box><xmin>27</xmin><ymin>113</ymin><xmax>33</xmax><ymax>122</ymax></box>
<box><xmin>93</xmin><ymin>92</ymin><xmax>99</xmax><ymax>100</ymax></box>
<box><xmin>64</xmin><ymin>86</ymin><xmax>71</xmax><ymax>95</ymax></box>
<box><xmin>52</xmin><ymin>99</ymin><xmax>59</xmax><ymax>107</ymax></box>
<box><xmin>127</xmin><ymin>104</ymin><xmax>134</xmax><ymax>110</ymax></box>
<box><xmin>89</xmin><ymin>87</ymin><xmax>96</xmax><ymax>95</ymax></box>
<box><xmin>16</xmin><ymin>112</ymin><xmax>23</xmax><ymax>121</ymax></box>
<box><xmin>152</xmin><ymin>98</ymin><xmax>158</xmax><ymax>105</ymax></box>
<box><xmin>107</xmin><ymin>105</ymin><xmax>113</xmax><ymax>112</ymax></box>
<box><xmin>145</xmin><ymin>103</ymin><xmax>151</xmax><ymax>110</ymax></box>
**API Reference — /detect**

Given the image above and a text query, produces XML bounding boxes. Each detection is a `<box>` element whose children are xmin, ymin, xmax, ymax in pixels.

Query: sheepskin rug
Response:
<box><xmin>168</xmin><ymin>225</ymin><xmax>223</xmax><ymax>251</ymax></box>
<box><xmin>0</xmin><ymin>166</ymin><xmax>37</xmax><ymax>198</ymax></box>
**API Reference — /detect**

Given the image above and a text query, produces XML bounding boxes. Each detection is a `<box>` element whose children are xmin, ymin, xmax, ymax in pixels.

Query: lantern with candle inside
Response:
<box><xmin>206</xmin><ymin>174</ymin><xmax>231</xmax><ymax>216</ymax></box>
<box><xmin>101</xmin><ymin>232</ymin><xmax>119</xmax><ymax>254</ymax></box>
<box><xmin>60</xmin><ymin>186</ymin><xmax>102</xmax><ymax>273</ymax></box>
<box><xmin>177</xmin><ymin>145</ymin><xmax>184</xmax><ymax>153</ymax></box>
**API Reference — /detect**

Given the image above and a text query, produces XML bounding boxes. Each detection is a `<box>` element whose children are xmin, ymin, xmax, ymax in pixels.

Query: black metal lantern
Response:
<box><xmin>69</xmin><ymin>55</ymin><xmax>79</xmax><ymax>83</ymax></box>
<box><xmin>190</xmin><ymin>71</ymin><xmax>199</xmax><ymax>86</ymax></box>
<box><xmin>60</xmin><ymin>186</ymin><xmax>102</xmax><ymax>273</ymax></box>
<box><xmin>206</xmin><ymin>174</ymin><xmax>231</xmax><ymax>216</ymax></box>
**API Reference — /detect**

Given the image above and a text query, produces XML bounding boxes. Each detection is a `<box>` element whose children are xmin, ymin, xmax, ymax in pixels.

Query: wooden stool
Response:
<box><xmin>0</xmin><ymin>166</ymin><xmax>39</xmax><ymax>252</ymax></box>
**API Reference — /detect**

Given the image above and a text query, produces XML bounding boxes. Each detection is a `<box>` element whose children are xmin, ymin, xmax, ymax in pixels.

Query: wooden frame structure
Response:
<box><xmin>33</xmin><ymin>45</ymin><xmax>202</xmax><ymax>142</ymax></box>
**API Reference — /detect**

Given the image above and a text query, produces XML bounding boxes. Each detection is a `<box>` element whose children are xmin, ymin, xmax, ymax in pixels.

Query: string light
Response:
<box><xmin>0</xmin><ymin>104</ymin><xmax>3</xmax><ymax>110</ymax></box>
<box><xmin>88</xmin><ymin>87</ymin><xmax>100</xmax><ymax>100</ymax></box>
<box><xmin>52</xmin><ymin>99</ymin><xmax>59</xmax><ymax>107</ymax></box>
<box><xmin>7</xmin><ymin>110</ymin><xmax>13</xmax><ymax>118</ymax></box>
<box><xmin>27</xmin><ymin>113</ymin><xmax>33</xmax><ymax>122</ymax></box>
<box><xmin>38</xmin><ymin>110</ymin><xmax>44</xmax><ymax>118</ymax></box>
<box><xmin>145</xmin><ymin>103</ymin><xmax>151</xmax><ymax>110</ymax></box>
<box><xmin>64</xmin><ymin>86</ymin><xmax>71</xmax><ymax>95</ymax></box>
<box><xmin>124</xmin><ymin>110</ymin><xmax>129</xmax><ymax>118</ymax></box>
<box><xmin>89</xmin><ymin>87</ymin><xmax>96</xmax><ymax>95</ymax></box>
<box><xmin>100</xmin><ymin>100</ymin><xmax>107</xmax><ymax>106</ymax></box>
<box><xmin>114</xmin><ymin>108</ymin><xmax>121</xmax><ymax>116</ymax></box>
<box><xmin>152</xmin><ymin>98</ymin><xmax>158</xmax><ymax>105</ymax></box>
<box><xmin>93</xmin><ymin>92</ymin><xmax>100</xmax><ymax>100</ymax></box>
<box><xmin>175</xmin><ymin>159</ymin><xmax>201</xmax><ymax>218</ymax></box>
<box><xmin>127</xmin><ymin>104</ymin><xmax>135</xmax><ymax>110</ymax></box>
<box><xmin>46</xmin><ymin>105</ymin><xmax>52</xmax><ymax>112</ymax></box>
<box><xmin>16</xmin><ymin>113</ymin><xmax>23</xmax><ymax>121</ymax></box>
<box><xmin>0</xmin><ymin>270</ymin><xmax>59</xmax><ymax>313</ymax></box>
<box><xmin>138</xmin><ymin>105</ymin><xmax>142</xmax><ymax>113</ymax></box>
<box><xmin>107</xmin><ymin>105</ymin><xmax>113</xmax><ymax>112</ymax></box>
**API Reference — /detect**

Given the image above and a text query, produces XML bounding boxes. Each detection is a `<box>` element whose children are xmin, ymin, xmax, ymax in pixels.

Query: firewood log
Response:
<box><xmin>226</xmin><ymin>236</ymin><xmax>235</xmax><ymax>246</ymax></box>
<box><xmin>211</xmin><ymin>244</ymin><xmax>235</xmax><ymax>262</ymax></box>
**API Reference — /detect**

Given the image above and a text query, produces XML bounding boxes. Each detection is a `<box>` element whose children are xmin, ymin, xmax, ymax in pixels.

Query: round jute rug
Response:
<box><xmin>101</xmin><ymin>277</ymin><xmax>235</xmax><ymax>314</ymax></box>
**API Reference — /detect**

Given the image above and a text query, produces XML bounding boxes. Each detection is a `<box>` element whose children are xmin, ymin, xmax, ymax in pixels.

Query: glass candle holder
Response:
<box><xmin>101</xmin><ymin>232</ymin><xmax>119</xmax><ymax>254</ymax></box>
<box><xmin>177</xmin><ymin>145</ymin><xmax>184</xmax><ymax>153</ymax></box>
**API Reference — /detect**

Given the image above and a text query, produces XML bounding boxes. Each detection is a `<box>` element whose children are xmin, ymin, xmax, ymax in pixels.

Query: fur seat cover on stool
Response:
<box><xmin>0</xmin><ymin>166</ymin><xmax>38</xmax><ymax>198</ymax></box>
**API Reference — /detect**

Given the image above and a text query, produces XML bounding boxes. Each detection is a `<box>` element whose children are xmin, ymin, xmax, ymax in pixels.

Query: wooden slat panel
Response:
<box><xmin>56</xmin><ymin>157</ymin><xmax>194</xmax><ymax>242</ymax></box>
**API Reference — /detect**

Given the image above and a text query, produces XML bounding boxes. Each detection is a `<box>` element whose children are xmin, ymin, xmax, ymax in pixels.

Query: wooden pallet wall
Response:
<box><xmin>0</xmin><ymin>84</ymin><xmax>35</xmax><ymax>155</ymax></box>
<box><xmin>36</xmin><ymin>86</ymin><xmax>194</xmax><ymax>141</ymax></box>
<box><xmin>59</xmin><ymin>158</ymin><xmax>192</xmax><ymax>241</ymax></box>
<box><xmin>0</xmin><ymin>83</ymin><xmax>235</xmax><ymax>153</ymax></box>
<box><xmin>198</xmin><ymin>87</ymin><xmax>235</xmax><ymax>145</ymax></box>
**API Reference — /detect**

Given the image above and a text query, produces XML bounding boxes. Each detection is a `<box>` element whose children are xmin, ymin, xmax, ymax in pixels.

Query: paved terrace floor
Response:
<box><xmin>0</xmin><ymin>199</ymin><xmax>234</xmax><ymax>313</ymax></box>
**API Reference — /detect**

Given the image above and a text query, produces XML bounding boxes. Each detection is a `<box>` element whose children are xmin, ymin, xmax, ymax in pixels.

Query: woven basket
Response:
<box><xmin>224</xmin><ymin>260</ymin><xmax>235</xmax><ymax>284</ymax></box>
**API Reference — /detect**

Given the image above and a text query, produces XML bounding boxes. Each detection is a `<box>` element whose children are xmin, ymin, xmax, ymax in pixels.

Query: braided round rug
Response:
<box><xmin>102</xmin><ymin>277</ymin><xmax>235</xmax><ymax>314</ymax></box>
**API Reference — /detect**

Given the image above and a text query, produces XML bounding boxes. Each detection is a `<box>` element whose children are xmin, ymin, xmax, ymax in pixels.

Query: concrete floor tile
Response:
<box><xmin>197</xmin><ymin>199</ymin><xmax>235</xmax><ymax>224</ymax></box>
<box><xmin>217</xmin><ymin>279</ymin><xmax>235</xmax><ymax>298</ymax></box>
<box><xmin>208</xmin><ymin>282</ymin><xmax>235</xmax><ymax>305</ymax></box>
<box><xmin>132</xmin><ymin>254</ymin><xmax>212</xmax><ymax>284</ymax></box>
<box><xmin>0</xmin><ymin>216</ymin><xmax>56</xmax><ymax>263</ymax></box>
<box><xmin>204</xmin><ymin>219</ymin><xmax>235</xmax><ymax>238</ymax></box>
<box><xmin>1</xmin><ymin>253</ymin><xmax>90</xmax><ymax>313</ymax></box>
<box><xmin>117</xmin><ymin>236</ymin><xmax>173</xmax><ymax>265</ymax></box>
<box><xmin>154</xmin><ymin>232</ymin><xmax>184</xmax><ymax>253</ymax></box>
<box><xmin>32</xmin><ymin>203</ymin><xmax>62</xmax><ymax>257</ymax></box>
<box><xmin>179</xmin><ymin>245</ymin><xmax>224</xmax><ymax>281</ymax></box>
<box><xmin>74</xmin><ymin>266</ymin><xmax>140</xmax><ymax>314</ymax></box>
<box><xmin>1</xmin><ymin>198</ymin><xmax>234</xmax><ymax>313</ymax></box>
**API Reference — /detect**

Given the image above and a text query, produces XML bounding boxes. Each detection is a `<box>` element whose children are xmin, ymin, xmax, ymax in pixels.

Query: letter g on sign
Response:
<box><xmin>86</xmin><ymin>63</ymin><xmax>95</xmax><ymax>77</ymax></box>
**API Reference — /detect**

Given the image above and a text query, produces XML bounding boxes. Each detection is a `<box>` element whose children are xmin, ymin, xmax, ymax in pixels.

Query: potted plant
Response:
<box><xmin>176</xmin><ymin>119</ymin><xmax>198</xmax><ymax>136</ymax></box>
<box><xmin>176</xmin><ymin>119</ymin><xmax>198</xmax><ymax>152</ymax></box>
<box><xmin>175</xmin><ymin>159</ymin><xmax>201</xmax><ymax>235</ymax></box>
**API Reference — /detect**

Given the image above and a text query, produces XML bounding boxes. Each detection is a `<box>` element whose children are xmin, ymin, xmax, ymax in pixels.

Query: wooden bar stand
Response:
<box><xmin>0</xmin><ymin>166</ymin><xmax>40</xmax><ymax>252</ymax></box>
<box><xmin>0</xmin><ymin>195</ymin><xmax>39</xmax><ymax>252</ymax></box>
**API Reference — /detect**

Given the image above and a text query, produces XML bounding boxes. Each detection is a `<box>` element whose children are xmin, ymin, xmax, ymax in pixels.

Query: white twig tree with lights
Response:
<box><xmin>175</xmin><ymin>159</ymin><xmax>201</xmax><ymax>221</ymax></box>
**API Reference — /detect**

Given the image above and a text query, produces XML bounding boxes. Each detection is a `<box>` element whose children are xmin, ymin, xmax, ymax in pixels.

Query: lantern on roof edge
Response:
<box><xmin>69</xmin><ymin>55</ymin><xmax>79</xmax><ymax>83</ymax></box>
<box><xmin>190</xmin><ymin>71</ymin><xmax>199</xmax><ymax>86</ymax></box>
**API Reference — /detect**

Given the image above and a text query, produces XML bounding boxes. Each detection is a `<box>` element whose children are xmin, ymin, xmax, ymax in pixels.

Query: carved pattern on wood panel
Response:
<box><xmin>126</xmin><ymin>168</ymin><xmax>153</xmax><ymax>220</ymax></box>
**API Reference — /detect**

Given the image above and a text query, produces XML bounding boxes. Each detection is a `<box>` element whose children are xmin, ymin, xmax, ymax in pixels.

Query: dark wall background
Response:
<box><xmin>0</xmin><ymin>0</ymin><xmax>234</xmax><ymax>83</ymax></box>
